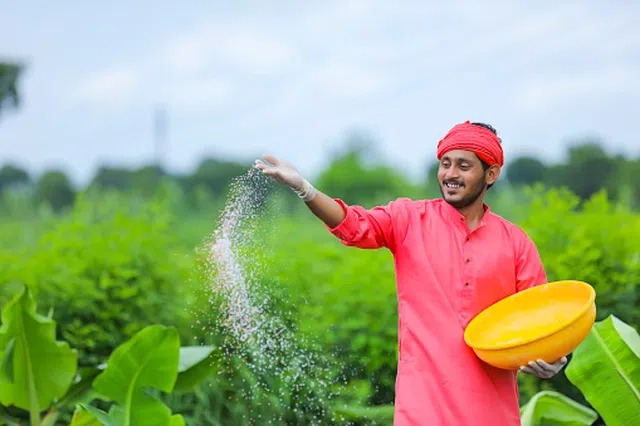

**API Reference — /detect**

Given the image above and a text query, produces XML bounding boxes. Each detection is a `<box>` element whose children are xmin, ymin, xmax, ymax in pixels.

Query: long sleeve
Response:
<box><xmin>515</xmin><ymin>231</ymin><xmax>548</xmax><ymax>292</ymax></box>
<box><xmin>326</xmin><ymin>198</ymin><xmax>399</xmax><ymax>251</ymax></box>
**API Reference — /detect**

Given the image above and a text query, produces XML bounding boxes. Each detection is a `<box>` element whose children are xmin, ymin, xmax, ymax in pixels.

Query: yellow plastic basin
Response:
<box><xmin>463</xmin><ymin>280</ymin><xmax>596</xmax><ymax>370</ymax></box>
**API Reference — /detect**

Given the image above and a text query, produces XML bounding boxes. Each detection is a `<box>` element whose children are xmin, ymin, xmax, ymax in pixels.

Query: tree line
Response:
<box><xmin>1</xmin><ymin>60</ymin><xmax>638</xmax><ymax>212</ymax></box>
<box><xmin>1</xmin><ymin>136</ymin><xmax>639</xmax><ymax>214</ymax></box>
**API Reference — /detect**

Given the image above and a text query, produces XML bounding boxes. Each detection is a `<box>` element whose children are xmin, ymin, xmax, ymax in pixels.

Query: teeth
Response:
<box><xmin>446</xmin><ymin>183</ymin><xmax>462</xmax><ymax>188</ymax></box>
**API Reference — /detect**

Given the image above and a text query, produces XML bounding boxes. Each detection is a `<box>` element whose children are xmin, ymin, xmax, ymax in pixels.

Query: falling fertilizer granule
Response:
<box><xmin>199</xmin><ymin>166</ymin><xmax>333</xmax><ymax>422</ymax></box>
<box><xmin>205</xmin><ymin>166</ymin><xmax>274</xmax><ymax>351</ymax></box>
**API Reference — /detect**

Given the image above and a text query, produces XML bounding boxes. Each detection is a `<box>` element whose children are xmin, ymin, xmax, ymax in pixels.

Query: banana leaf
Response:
<box><xmin>565</xmin><ymin>315</ymin><xmax>640</xmax><ymax>426</ymax></box>
<box><xmin>0</xmin><ymin>286</ymin><xmax>77</xmax><ymax>416</ymax></box>
<box><xmin>333</xmin><ymin>404</ymin><xmax>395</xmax><ymax>424</ymax></box>
<box><xmin>87</xmin><ymin>324</ymin><xmax>184</xmax><ymax>426</ymax></box>
<box><xmin>79</xmin><ymin>404</ymin><xmax>185</xmax><ymax>426</ymax></box>
<box><xmin>69</xmin><ymin>406</ymin><xmax>102</xmax><ymax>426</ymax></box>
<box><xmin>519</xmin><ymin>391</ymin><xmax>597</xmax><ymax>426</ymax></box>
<box><xmin>173</xmin><ymin>345</ymin><xmax>216</xmax><ymax>393</ymax></box>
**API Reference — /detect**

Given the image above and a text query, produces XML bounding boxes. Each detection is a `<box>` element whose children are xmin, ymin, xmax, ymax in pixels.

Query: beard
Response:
<box><xmin>439</xmin><ymin>174</ymin><xmax>487</xmax><ymax>209</ymax></box>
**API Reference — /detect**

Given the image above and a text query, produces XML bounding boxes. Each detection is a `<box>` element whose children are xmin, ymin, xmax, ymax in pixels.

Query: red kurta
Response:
<box><xmin>327</xmin><ymin>197</ymin><xmax>547</xmax><ymax>426</ymax></box>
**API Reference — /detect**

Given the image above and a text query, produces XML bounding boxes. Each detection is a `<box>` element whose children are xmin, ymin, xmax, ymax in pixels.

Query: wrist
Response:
<box><xmin>291</xmin><ymin>178</ymin><xmax>317</xmax><ymax>202</ymax></box>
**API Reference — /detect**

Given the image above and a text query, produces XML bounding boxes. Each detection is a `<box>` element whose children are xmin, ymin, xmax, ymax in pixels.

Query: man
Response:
<box><xmin>255</xmin><ymin>121</ymin><xmax>567</xmax><ymax>425</ymax></box>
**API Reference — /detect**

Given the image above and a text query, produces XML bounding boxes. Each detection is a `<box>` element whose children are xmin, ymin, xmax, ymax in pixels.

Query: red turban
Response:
<box><xmin>436</xmin><ymin>121</ymin><xmax>504</xmax><ymax>167</ymax></box>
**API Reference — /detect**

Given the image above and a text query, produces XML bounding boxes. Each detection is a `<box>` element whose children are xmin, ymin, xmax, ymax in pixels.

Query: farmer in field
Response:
<box><xmin>255</xmin><ymin>121</ymin><xmax>567</xmax><ymax>425</ymax></box>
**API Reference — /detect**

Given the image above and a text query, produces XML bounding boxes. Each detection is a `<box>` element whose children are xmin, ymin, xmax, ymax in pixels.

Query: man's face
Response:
<box><xmin>437</xmin><ymin>149</ymin><xmax>489</xmax><ymax>209</ymax></box>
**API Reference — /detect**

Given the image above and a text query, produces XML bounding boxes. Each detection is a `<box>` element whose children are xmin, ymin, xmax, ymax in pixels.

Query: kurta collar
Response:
<box><xmin>439</xmin><ymin>199</ymin><xmax>493</xmax><ymax>229</ymax></box>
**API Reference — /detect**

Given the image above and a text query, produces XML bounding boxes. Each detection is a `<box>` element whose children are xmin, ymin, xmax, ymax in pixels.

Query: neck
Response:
<box><xmin>456</xmin><ymin>198</ymin><xmax>487</xmax><ymax>232</ymax></box>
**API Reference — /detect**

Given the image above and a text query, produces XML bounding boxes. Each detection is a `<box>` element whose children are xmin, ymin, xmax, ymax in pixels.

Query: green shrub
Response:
<box><xmin>0</xmin><ymin>285</ymin><xmax>221</xmax><ymax>425</ymax></box>
<box><xmin>164</xmin><ymin>218</ymin><xmax>337</xmax><ymax>425</ymax></box>
<box><xmin>267</xmin><ymin>216</ymin><xmax>399</xmax><ymax>406</ymax></box>
<box><xmin>520</xmin><ymin>186</ymin><xmax>640</xmax><ymax>330</ymax></box>
<box><xmin>2</xmin><ymin>177</ymin><xmax>637</xmax><ymax>422</ymax></box>
<box><xmin>0</xmin><ymin>191</ymin><xmax>195</xmax><ymax>367</ymax></box>
<box><xmin>518</xmin><ymin>185</ymin><xmax>640</xmax><ymax>406</ymax></box>
<box><xmin>265</xmin><ymin>186</ymin><xmax>640</xmax><ymax>412</ymax></box>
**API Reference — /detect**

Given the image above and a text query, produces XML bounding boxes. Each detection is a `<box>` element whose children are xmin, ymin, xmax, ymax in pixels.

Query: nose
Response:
<box><xmin>444</xmin><ymin>166</ymin><xmax>460</xmax><ymax>180</ymax></box>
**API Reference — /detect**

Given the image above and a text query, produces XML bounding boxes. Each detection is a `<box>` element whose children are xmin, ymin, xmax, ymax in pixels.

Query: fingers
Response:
<box><xmin>254</xmin><ymin>159</ymin><xmax>268</xmax><ymax>170</ymax></box>
<box><xmin>255</xmin><ymin>162</ymin><xmax>278</xmax><ymax>178</ymax></box>
<box><xmin>254</xmin><ymin>159</ymin><xmax>274</xmax><ymax>172</ymax></box>
<box><xmin>263</xmin><ymin>154</ymin><xmax>279</xmax><ymax>165</ymax></box>
<box><xmin>519</xmin><ymin>357</ymin><xmax>568</xmax><ymax>379</ymax></box>
<box><xmin>254</xmin><ymin>156</ymin><xmax>285</xmax><ymax>185</ymax></box>
<box><xmin>534</xmin><ymin>360</ymin><xmax>557</xmax><ymax>375</ymax></box>
<box><xmin>519</xmin><ymin>365</ymin><xmax>538</xmax><ymax>376</ymax></box>
<box><xmin>254</xmin><ymin>154</ymin><xmax>301</xmax><ymax>188</ymax></box>
<box><xmin>254</xmin><ymin>154</ymin><xmax>280</xmax><ymax>171</ymax></box>
<box><xmin>522</xmin><ymin>361</ymin><xmax>548</xmax><ymax>377</ymax></box>
<box><xmin>552</xmin><ymin>356</ymin><xmax>568</xmax><ymax>371</ymax></box>
<box><xmin>543</xmin><ymin>356</ymin><xmax>567</xmax><ymax>370</ymax></box>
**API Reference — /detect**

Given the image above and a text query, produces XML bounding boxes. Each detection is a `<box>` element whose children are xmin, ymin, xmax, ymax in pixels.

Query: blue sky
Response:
<box><xmin>1</xmin><ymin>1</ymin><xmax>639</xmax><ymax>186</ymax></box>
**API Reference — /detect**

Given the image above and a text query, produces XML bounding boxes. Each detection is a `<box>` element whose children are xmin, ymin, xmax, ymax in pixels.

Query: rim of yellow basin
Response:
<box><xmin>464</xmin><ymin>280</ymin><xmax>596</xmax><ymax>350</ymax></box>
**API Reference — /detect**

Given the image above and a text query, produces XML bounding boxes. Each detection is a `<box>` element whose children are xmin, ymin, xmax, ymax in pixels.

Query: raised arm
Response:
<box><xmin>254</xmin><ymin>154</ymin><xmax>345</xmax><ymax>228</ymax></box>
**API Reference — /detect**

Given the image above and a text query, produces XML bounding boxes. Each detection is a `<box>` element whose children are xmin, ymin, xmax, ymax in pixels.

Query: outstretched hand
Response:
<box><xmin>254</xmin><ymin>155</ymin><xmax>305</xmax><ymax>191</ymax></box>
<box><xmin>255</xmin><ymin>154</ymin><xmax>318</xmax><ymax>202</ymax></box>
<box><xmin>519</xmin><ymin>356</ymin><xmax>567</xmax><ymax>379</ymax></box>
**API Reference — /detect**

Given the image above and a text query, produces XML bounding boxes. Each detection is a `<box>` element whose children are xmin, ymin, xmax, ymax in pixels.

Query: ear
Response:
<box><xmin>486</xmin><ymin>165</ymin><xmax>501</xmax><ymax>185</ymax></box>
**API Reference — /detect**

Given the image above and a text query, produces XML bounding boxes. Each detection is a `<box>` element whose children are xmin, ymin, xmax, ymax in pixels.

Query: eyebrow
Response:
<box><xmin>441</xmin><ymin>156</ymin><xmax>474</xmax><ymax>164</ymax></box>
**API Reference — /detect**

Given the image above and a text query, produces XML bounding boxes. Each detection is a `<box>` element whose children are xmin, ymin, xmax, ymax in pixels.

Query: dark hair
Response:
<box><xmin>471</xmin><ymin>122</ymin><xmax>502</xmax><ymax>144</ymax></box>
<box><xmin>471</xmin><ymin>122</ymin><xmax>500</xmax><ymax>189</ymax></box>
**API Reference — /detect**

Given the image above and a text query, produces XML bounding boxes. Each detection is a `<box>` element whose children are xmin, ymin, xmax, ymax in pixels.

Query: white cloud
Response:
<box><xmin>219</xmin><ymin>31</ymin><xmax>294</xmax><ymax>73</ymax></box>
<box><xmin>165</xmin><ymin>35</ymin><xmax>207</xmax><ymax>75</ymax></box>
<box><xmin>169</xmin><ymin>77</ymin><xmax>233</xmax><ymax>108</ymax></box>
<box><xmin>2</xmin><ymin>0</ymin><xmax>640</xmax><ymax>185</ymax></box>
<box><xmin>67</xmin><ymin>21</ymin><xmax>296</xmax><ymax>112</ymax></box>
<box><xmin>332</xmin><ymin>0</ymin><xmax>378</xmax><ymax>20</ymax></box>
<box><xmin>313</xmin><ymin>62</ymin><xmax>387</xmax><ymax>98</ymax></box>
<box><xmin>72</xmin><ymin>67</ymin><xmax>139</xmax><ymax>105</ymax></box>
<box><xmin>516</xmin><ymin>66</ymin><xmax>640</xmax><ymax>112</ymax></box>
<box><xmin>164</xmin><ymin>25</ymin><xmax>294</xmax><ymax>75</ymax></box>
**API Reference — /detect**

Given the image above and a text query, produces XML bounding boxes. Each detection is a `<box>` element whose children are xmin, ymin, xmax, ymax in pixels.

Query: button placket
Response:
<box><xmin>460</xmin><ymin>235</ymin><xmax>473</xmax><ymax>320</ymax></box>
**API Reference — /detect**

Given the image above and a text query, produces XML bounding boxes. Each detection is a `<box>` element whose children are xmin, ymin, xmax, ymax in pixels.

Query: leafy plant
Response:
<box><xmin>521</xmin><ymin>187</ymin><xmax>640</xmax><ymax>331</ymax></box>
<box><xmin>315</xmin><ymin>140</ymin><xmax>422</xmax><ymax>207</ymax></box>
<box><xmin>0</xmin><ymin>191</ymin><xmax>195</xmax><ymax>368</ymax></box>
<box><xmin>520</xmin><ymin>315</ymin><xmax>640</xmax><ymax>426</ymax></box>
<box><xmin>565</xmin><ymin>315</ymin><xmax>640</xmax><ymax>425</ymax></box>
<box><xmin>0</xmin><ymin>285</ymin><xmax>218</xmax><ymax>425</ymax></box>
<box><xmin>520</xmin><ymin>391</ymin><xmax>597</xmax><ymax>426</ymax></box>
<box><xmin>332</xmin><ymin>404</ymin><xmax>394</xmax><ymax>425</ymax></box>
<box><xmin>517</xmin><ymin>186</ymin><xmax>640</xmax><ymax>403</ymax></box>
<box><xmin>80</xmin><ymin>325</ymin><xmax>185</xmax><ymax>426</ymax></box>
<box><xmin>0</xmin><ymin>286</ymin><xmax>76</xmax><ymax>425</ymax></box>
<box><xmin>267</xmin><ymin>217</ymin><xmax>399</xmax><ymax>406</ymax></box>
<box><xmin>69</xmin><ymin>405</ymin><xmax>102</xmax><ymax>426</ymax></box>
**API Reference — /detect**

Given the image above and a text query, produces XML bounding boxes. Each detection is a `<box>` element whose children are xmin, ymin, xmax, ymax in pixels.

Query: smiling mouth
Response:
<box><xmin>444</xmin><ymin>181</ymin><xmax>464</xmax><ymax>189</ymax></box>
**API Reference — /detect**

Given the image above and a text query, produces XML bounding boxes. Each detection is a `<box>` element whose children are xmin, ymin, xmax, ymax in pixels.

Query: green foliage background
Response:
<box><xmin>0</xmin><ymin>140</ymin><xmax>638</xmax><ymax>424</ymax></box>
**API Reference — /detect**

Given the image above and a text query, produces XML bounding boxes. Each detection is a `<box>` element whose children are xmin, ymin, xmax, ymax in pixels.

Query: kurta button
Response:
<box><xmin>465</xmin><ymin>282</ymin><xmax>469</xmax><ymax>286</ymax></box>
<box><xmin>466</xmin><ymin>258</ymin><xmax>470</xmax><ymax>263</ymax></box>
